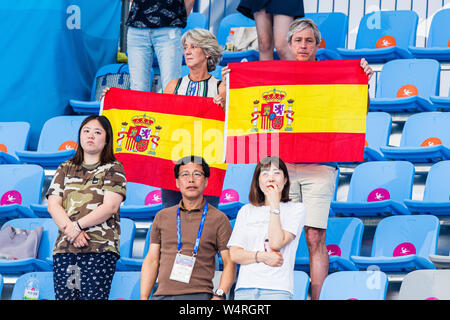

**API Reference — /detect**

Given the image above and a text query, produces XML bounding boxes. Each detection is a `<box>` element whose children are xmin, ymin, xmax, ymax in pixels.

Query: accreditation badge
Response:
<box><xmin>169</xmin><ymin>253</ymin><xmax>196</xmax><ymax>283</ymax></box>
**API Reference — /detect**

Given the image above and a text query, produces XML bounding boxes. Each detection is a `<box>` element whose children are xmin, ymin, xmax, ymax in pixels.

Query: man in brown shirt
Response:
<box><xmin>140</xmin><ymin>156</ymin><xmax>236</xmax><ymax>300</ymax></box>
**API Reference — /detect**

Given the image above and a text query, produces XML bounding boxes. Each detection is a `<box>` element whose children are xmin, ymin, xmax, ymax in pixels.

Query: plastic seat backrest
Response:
<box><xmin>355</xmin><ymin>10</ymin><xmax>418</xmax><ymax>49</ymax></box>
<box><xmin>181</xmin><ymin>64</ymin><xmax>223</xmax><ymax>80</ymax></box>
<box><xmin>399</xmin><ymin>270</ymin><xmax>450</xmax><ymax>300</ymax></box>
<box><xmin>123</xmin><ymin>182</ymin><xmax>160</xmax><ymax>206</ymax></box>
<box><xmin>220</xmin><ymin>164</ymin><xmax>257</xmax><ymax>205</ymax></box>
<box><xmin>296</xmin><ymin>217</ymin><xmax>363</xmax><ymax>260</ymax></box>
<box><xmin>375</xmin><ymin>59</ymin><xmax>440</xmax><ymax>99</ymax></box>
<box><xmin>0</xmin><ymin>164</ymin><xmax>44</xmax><ymax>207</ymax></box>
<box><xmin>142</xmin><ymin>223</ymin><xmax>153</xmax><ymax>258</ymax></box>
<box><xmin>217</xmin><ymin>13</ymin><xmax>256</xmax><ymax>47</ymax></box>
<box><xmin>304</xmin><ymin>12</ymin><xmax>348</xmax><ymax>51</ymax></box>
<box><xmin>326</xmin><ymin>217</ymin><xmax>364</xmax><ymax>259</ymax></box>
<box><xmin>422</xmin><ymin>161</ymin><xmax>450</xmax><ymax>202</ymax></box>
<box><xmin>346</xmin><ymin>161</ymin><xmax>414</xmax><ymax>203</ymax></box>
<box><xmin>370</xmin><ymin>215</ymin><xmax>439</xmax><ymax>259</ymax></box>
<box><xmin>109</xmin><ymin>272</ymin><xmax>141</xmax><ymax>300</ymax></box>
<box><xmin>92</xmin><ymin>63</ymin><xmax>130</xmax><ymax>101</ymax></box>
<box><xmin>365</xmin><ymin>112</ymin><xmax>391</xmax><ymax>150</ymax></box>
<box><xmin>120</xmin><ymin>218</ymin><xmax>136</xmax><ymax>259</ymax></box>
<box><xmin>0</xmin><ymin>122</ymin><xmax>30</xmax><ymax>157</ymax></box>
<box><xmin>399</xmin><ymin>112</ymin><xmax>450</xmax><ymax>147</ymax></box>
<box><xmin>293</xmin><ymin>271</ymin><xmax>310</xmax><ymax>300</ymax></box>
<box><xmin>182</xmin><ymin>12</ymin><xmax>208</xmax><ymax>34</ymax></box>
<box><xmin>426</xmin><ymin>9</ymin><xmax>450</xmax><ymax>48</ymax></box>
<box><xmin>37</xmin><ymin>116</ymin><xmax>87</xmax><ymax>153</ymax></box>
<box><xmin>3</xmin><ymin>218</ymin><xmax>58</xmax><ymax>261</ymax></box>
<box><xmin>11</xmin><ymin>272</ymin><xmax>55</xmax><ymax>300</ymax></box>
<box><xmin>320</xmin><ymin>271</ymin><xmax>388</xmax><ymax>300</ymax></box>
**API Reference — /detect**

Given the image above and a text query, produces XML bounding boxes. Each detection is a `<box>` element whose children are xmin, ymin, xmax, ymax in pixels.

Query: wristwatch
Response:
<box><xmin>214</xmin><ymin>289</ymin><xmax>226</xmax><ymax>300</ymax></box>
<box><xmin>270</xmin><ymin>208</ymin><xmax>280</xmax><ymax>215</ymax></box>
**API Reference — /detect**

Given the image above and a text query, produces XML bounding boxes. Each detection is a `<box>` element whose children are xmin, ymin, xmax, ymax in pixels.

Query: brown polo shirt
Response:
<box><xmin>150</xmin><ymin>199</ymin><xmax>232</xmax><ymax>296</ymax></box>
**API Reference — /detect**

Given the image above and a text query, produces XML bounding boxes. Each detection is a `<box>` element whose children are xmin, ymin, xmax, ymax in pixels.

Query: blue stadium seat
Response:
<box><xmin>404</xmin><ymin>161</ymin><xmax>450</xmax><ymax>215</ymax></box>
<box><xmin>0</xmin><ymin>122</ymin><xmax>30</xmax><ymax>164</ymax></box>
<box><xmin>380</xmin><ymin>112</ymin><xmax>450</xmax><ymax>163</ymax></box>
<box><xmin>0</xmin><ymin>274</ymin><xmax>3</xmax><ymax>297</ymax></box>
<box><xmin>337</xmin><ymin>10</ymin><xmax>417</xmax><ymax>63</ymax></box>
<box><xmin>118</xmin><ymin>218</ymin><xmax>136</xmax><ymax>261</ymax></box>
<box><xmin>429</xmin><ymin>252</ymin><xmax>450</xmax><ymax>269</ymax></box>
<box><xmin>364</xmin><ymin>112</ymin><xmax>392</xmax><ymax>161</ymax></box>
<box><xmin>0</xmin><ymin>218</ymin><xmax>58</xmax><ymax>274</ymax></box>
<box><xmin>181</xmin><ymin>64</ymin><xmax>223</xmax><ymax>80</ymax></box>
<box><xmin>11</xmin><ymin>272</ymin><xmax>55</xmax><ymax>300</ymax></box>
<box><xmin>182</xmin><ymin>12</ymin><xmax>208</xmax><ymax>34</ymax></box>
<box><xmin>319</xmin><ymin>271</ymin><xmax>388</xmax><ymax>300</ymax></box>
<box><xmin>11</xmin><ymin>271</ymin><xmax>141</xmax><ymax>300</ymax></box>
<box><xmin>0</xmin><ymin>164</ymin><xmax>44</xmax><ymax>219</ymax></box>
<box><xmin>116</xmin><ymin>222</ymin><xmax>153</xmax><ymax>271</ymax></box>
<box><xmin>37</xmin><ymin>218</ymin><xmax>135</xmax><ymax>270</ymax></box>
<box><xmin>70</xmin><ymin>64</ymin><xmax>131</xmax><ymax>114</ymax></box>
<box><xmin>351</xmin><ymin>215</ymin><xmax>440</xmax><ymax>271</ymax></box>
<box><xmin>369</xmin><ymin>59</ymin><xmax>440</xmax><ymax>112</ymax></box>
<box><xmin>399</xmin><ymin>270</ymin><xmax>450</xmax><ymax>300</ymax></box>
<box><xmin>109</xmin><ymin>271</ymin><xmax>141</xmax><ymax>300</ymax></box>
<box><xmin>216</xmin><ymin>219</ymin><xmax>236</xmax><ymax>271</ymax></box>
<box><xmin>32</xmin><ymin>183</ymin><xmax>162</xmax><ymax>220</ymax></box>
<box><xmin>408</xmin><ymin>8</ymin><xmax>450</xmax><ymax>61</ymax></box>
<box><xmin>295</xmin><ymin>217</ymin><xmax>364</xmax><ymax>271</ymax></box>
<box><xmin>120</xmin><ymin>182</ymin><xmax>162</xmax><ymax>220</ymax></box>
<box><xmin>217</xmin><ymin>13</ymin><xmax>259</xmax><ymax>66</ymax></box>
<box><xmin>218</xmin><ymin>164</ymin><xmax>256</xmax><ymax>219</ymax></box>
<box><xmin>331</xmin><ymin>161</ymin><xmax>414</xmax><ymax>217</ymax></box>
<box><xmin>430</xmin><ymin>88</ymin><xmax>450</xmax><ymax>111</ymax></box>
<box><xmin>29</xmin><ymin>203</ymin><xmax>50</xmax><ymax>218</ymax></box>
<box><xmin>304</xmin><ymin>12</ymin><xmax>348</xmax><ymax>60</ymax></box>
<box><xmin>293</xmin><ymin>271</ymin><xmax>310</xmax><ymax>300</ymax></box>
<box><xmin>15</xmin><ymin>116</ymin><xmax>87</xmax><ymax>169</ymax></box>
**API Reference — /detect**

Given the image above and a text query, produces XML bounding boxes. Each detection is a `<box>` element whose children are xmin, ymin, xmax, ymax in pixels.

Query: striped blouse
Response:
<box><xmin>173</xmin><ymin>75</ymin><xmax>221</xmax><ymax>97</ymax></box>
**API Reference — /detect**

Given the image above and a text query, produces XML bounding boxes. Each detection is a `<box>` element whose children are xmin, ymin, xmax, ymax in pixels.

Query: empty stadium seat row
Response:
<box><xmin>331</xmin><ymin>160</ymin><xmax>450</xmax><ymax>217</ymax></box>
<box><xmin>317</xmin><ymin>269</ymin><xmax>450</xmax><ymax>300</ymax></box>
<box><xmin>2</xmin><ymin>159</ymin><xmax>449</xmax><ymax>221</ymax></box>
<box><xmin>1</xmin><ymin>109</ymin><xmax>448</xmax><ymax>181</ymax></box>
<box><xmin>365</xmin><ymin>112</ymin><xmax>450</xmax><ymax>162</ymax></box>
<box><xmin>72</xmin><ymin>10</ymin><xmax>450</xmax><ymax>114</ymax></box>
<box><xmin>2</xmin><ymin>214</ymin><xmax>448</xmax><ymax>276</ymax></box>
<box><xmin>218</xmin><ymin>9</ymin><xmax>450</xmax><ymax>65</ymax></box>
<box><xmin>0</xmin><ymin>218</ymin><xmax>135</xmax><ymax>275</ymax></box>
<box><xmin>4</xmin><ymin>269</ymin><xmax>450</xmax><ymax>300</ymax></box>
<box><xmin>0</xmin><ymin>161</ymin><xmax>255</xmax><ymax>220</ymax></box>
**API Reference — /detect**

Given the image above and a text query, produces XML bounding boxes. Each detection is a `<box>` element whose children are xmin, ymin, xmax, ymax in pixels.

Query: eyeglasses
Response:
<box><xmin>178</xmin><ymin>171</ymin><xmax>205</xmax><ymax>180</ymax></box>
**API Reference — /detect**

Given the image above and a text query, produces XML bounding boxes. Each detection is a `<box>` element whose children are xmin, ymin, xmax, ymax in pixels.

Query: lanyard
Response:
<box><xmin>176</xmin><ymin>202</ymin><xmax>208</xmax><ymax>256</ymax></box>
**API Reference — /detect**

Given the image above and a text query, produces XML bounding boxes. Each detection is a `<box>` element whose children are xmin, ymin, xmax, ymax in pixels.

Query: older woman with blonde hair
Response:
<box><xmin>163</xmin><ymin>28</ymin><xmax>226</xmax><ymax>110</ymax></box>
<box><xmin>161</xmin><ymin>28</ymin><xmax>226</xmax><ymax>209</ymax></box>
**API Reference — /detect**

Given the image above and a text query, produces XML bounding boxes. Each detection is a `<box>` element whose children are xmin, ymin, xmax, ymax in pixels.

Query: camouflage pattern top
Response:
<box><xmin>46</xmin><ymin>160</ymin><xmax>127</xmax><ymax>255</ymax></box>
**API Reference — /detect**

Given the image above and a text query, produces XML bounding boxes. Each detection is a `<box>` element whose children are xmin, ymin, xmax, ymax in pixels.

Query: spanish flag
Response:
<box><xmin>225</xmin><ymin>59</ymin><xmax>368</xmax><ymax>164</ymax></box>
<box><xmin>102</xmin><ymin>88</ymin><xmax>226</xmax><ymax>197</ymax></box>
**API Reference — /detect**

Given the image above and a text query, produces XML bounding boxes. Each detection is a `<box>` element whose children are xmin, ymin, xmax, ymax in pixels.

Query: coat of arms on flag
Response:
<box><xmin>225</xmin><ymin>59</ymin><xmax>369</xmax><ymax>164</ymax></box>
<box><xmin>116</xmin><ymin>114</ymin><xmax>162</xmax><ymax>155</ymax></box>
<box><xmin>102</xmin><ymin>88</ymin><xmax>226</xmax><ymax>197</ymax></box>
<box><xmin>250</xmin><ymin>89</ymin><xmax>295</xmax><ymax>132</ymax></box>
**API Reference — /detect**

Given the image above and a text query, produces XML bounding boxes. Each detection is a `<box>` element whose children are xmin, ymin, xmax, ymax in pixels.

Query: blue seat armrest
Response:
<box><xmin>0</xmin><ymin>152</ymin><xmax>21</xmax><ymax>164</ymax></box>
<box><xmin>15</xmin><ymin>149</ymin><xmax>76</xmax><ymax>169</ymax></box>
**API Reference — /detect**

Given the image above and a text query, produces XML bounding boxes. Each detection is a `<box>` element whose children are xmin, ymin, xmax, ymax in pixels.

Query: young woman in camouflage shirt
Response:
<box><xmin>46</xmin><ymin>115</ymin><xmax>126</xmax><ymax>300</ymax></box>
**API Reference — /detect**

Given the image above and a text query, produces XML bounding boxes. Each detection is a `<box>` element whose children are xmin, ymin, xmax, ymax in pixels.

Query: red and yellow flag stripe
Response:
<box><xmin>102</xmin><ymin>88</ymin><xmax>226</xmax><ymax>196</ymax></box>
<box><xmin>225</xmin><ymin>59</ymin><xmax>368</xmax><ymax>164</ymax></box>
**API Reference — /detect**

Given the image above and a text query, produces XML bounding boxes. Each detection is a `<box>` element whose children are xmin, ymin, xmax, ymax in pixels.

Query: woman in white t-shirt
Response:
<box><xmin>227</xmin><ymin>156</ymin><xmax>306</xmax><ymax>300</ymax></box>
